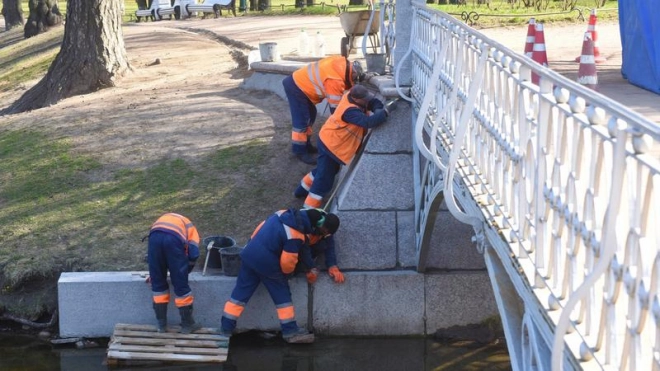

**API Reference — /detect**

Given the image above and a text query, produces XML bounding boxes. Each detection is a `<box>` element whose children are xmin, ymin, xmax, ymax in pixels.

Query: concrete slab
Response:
<box><xmin>312</xmin><ymin>271</ymin><xmax>425</xmax><ymax>335</ymax></box>
<box><xmin>364</xmin><ymin>100</ymin><xmax>413</xmax><ymax>154</ymax></box>
<box><xmin>240</xmin><ymin>71</ymin><xmax>289</xmax><ymax>100</ymax></box>
<box><xmin>425</xmin><ymin>272</ymin><xmax>499</xmax><ymax>334</ymax></box>
<box><xmin>337</xmin><ymin>153</ymin><xmax>414</xmax><ymax>210</ymax></box>
<box><xmin>58</xmin><ymin>271</ymin><xmax>309</xmax><ymax>338</ymax></box>
<box><xmin>333</xmin><ymin>211</ymin><xmax>397</xmax><ymax>270</ymax></box>
<box><xmin>425</xmin><ymin>210</ymin><xmax>487</xmax><ymax>270</ymax></box>
<box><xmin>397</xmin><ymin>211</ymin><xmax>417</xmax><ymax>269</ymax></box>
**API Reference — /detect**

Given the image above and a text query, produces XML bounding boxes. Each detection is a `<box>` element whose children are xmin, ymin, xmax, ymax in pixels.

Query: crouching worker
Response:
<box><xmin>294</xmin><ymin>85</ymin><xmax>395</xmax><ymax>209</ymax></box>
<box><xmin>220</xmin><ymin>208</ymin><xmax>340</xmax><ymax>343</ymax></box>
<box><xmin>147</xmin><ymin>213</ymin><xmax>201</xmax><ymax>334</ymax></box>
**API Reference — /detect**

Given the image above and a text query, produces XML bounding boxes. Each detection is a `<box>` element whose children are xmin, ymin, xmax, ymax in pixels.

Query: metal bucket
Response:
<box><xmin>220</xmin><ymin>246</ymin><xmax>243</xmax><ymax>277</ymax></box>
<box><xmin>259</xmin><ymin>42</ymin><xmax>280</xmax><ymax>62</ymax></box>
<box><xmin>365</xmin><ymin>53</ymin><xmax>387</xmax><ymax>75</ymax></box>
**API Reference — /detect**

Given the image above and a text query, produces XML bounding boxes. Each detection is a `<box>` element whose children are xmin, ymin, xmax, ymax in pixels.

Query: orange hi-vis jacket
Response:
<box><xmin>292</xmin><ymin>56</ymin><xmax>352</xmax><ymax>109</ymax></box>
<box><xmin>150</xmin><ymin>213</ymin><xmax>201</xmax><ymax>260</ymax></box>
<box><xmin>319</xmin><ymin>94</ymin><xmax>366</xmax><ymax>165</ymax></box>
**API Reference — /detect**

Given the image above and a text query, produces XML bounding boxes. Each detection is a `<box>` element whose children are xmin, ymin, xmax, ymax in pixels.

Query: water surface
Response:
<box><xmin>0</xmin><ymin>332</ymin><xmax>511</xmax><ymax>371</ymax></box>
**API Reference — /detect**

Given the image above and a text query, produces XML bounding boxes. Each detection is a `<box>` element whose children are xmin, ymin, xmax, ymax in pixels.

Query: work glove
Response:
<box><xmin>384</xmin><ymin>99</ymin><xmax>398</xmax><ymax>116</ymax></box>
<box><xmin>328</xmin><ymin>266</ymin><xmax>345</xmax><ymax>284</ymax></box>
<box><xmin>306</xmin><ymin>268</ymin><xmax>319</xmax><ymax>284</ymax></box>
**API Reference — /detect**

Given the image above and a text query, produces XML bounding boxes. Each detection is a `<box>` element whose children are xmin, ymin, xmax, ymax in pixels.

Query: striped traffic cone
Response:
<box><xmin>531</xmin><ymin>23</ymin><xmax>548</xmax><ymax>85</ymax></box>
<box><xmin>577</xmin><ymin>32</ymin><xmax>598</xmax><ymax>90</ymax></box>
<box><xmin>524</xmin><ymin>18</ymin><xmax>536</xmax><ymax>58</ymax></box>
<box><xmin>575</xmin><ymin>9</ymin><xmax>607</xmax><ymax>63</ymax></box>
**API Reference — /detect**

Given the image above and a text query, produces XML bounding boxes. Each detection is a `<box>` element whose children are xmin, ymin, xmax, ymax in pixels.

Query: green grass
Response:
<box><xmin>0</xmin><ymin>27</ymin><xmax>62</xmax><ymax>92</ymax></box>
<box><xmin>0</xmin><ymin>128</ymin><xmax>270</xmax><ymax>316</ymax></box>
<box><xmin>430</xmin><ymin>0</ymin><xmax>619</xmax><ymax>27</ymax></box>
<box><xmin>17</xmin><ymin>0</ymin><xmax>619</xmax><ymax>25</ymax></box>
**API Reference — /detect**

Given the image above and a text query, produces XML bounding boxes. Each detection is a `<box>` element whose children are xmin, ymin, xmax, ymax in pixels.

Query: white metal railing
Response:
<box><xmin>395</xmin><ymin>2</ymin><xmax>660</xmax><ymax>370</ymax></box>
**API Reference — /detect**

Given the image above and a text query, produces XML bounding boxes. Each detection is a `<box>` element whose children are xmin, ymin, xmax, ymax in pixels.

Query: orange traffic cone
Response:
<box><xmin>531</xmin><ymin>23</ymin><xmax>548</xmax><ymax>85</ymax></box>
<box><xmin>524</xmin><ymin>18</ymin><xmax>536</xmax><ymax>59</ymax></box>
<box><xmin>577</xmin><ymin>32</ymin><xmax>598</xmax><ymax>90</ymax></box>
<box><xmin>575</xmin><ymin>9</ymin><xmax>607</xmax><ymax>63</ymax></box>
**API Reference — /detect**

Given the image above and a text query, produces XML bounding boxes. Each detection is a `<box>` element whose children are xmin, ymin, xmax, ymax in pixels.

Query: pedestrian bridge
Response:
<box><xmin>389</xmin><ymin>2</ymin><xmax>660</xmax><ymax>370</ymax></box>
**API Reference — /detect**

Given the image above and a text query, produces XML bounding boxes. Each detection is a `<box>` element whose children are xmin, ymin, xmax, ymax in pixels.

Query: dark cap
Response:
<box><xmin>349</xmin><ymin>85</ymin><xmax>374</xmax><ymax>101</ymax></box>
<box><xmin>321</xmin><ymin>213</ymin><xmax>340</xmax><ymax>235</ymax></box>
<box><xmin>306</xmin><ymin>208</ymin><xmax>323</xmax><ymax>227</ymax></box>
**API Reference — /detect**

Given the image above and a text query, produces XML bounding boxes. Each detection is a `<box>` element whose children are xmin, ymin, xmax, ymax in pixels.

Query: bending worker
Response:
<box><xmin>147</xmin><ymin>213</ymin><xmax>201</xmax><ymax>334</ymax></box>
<box><xmin>220</xmin><ymin>208</ymin><xmax>340</xmax><ymax>343</ymax></box>
<box><xmin>282</xmin><ymin>56</ymin><xmax>365</xmax><ymax>165</ymax></box>
<box><xmin>295</xmin><ymin>85</ymin><xmax>396</xmax><ymax>209</ymax></box>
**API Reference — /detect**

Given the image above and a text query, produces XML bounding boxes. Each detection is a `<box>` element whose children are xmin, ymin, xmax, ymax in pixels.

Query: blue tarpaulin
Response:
<box><xmin>619</xmin><ymin>0</ymin><xmax>660</xmax><ymax>94</ymax></box>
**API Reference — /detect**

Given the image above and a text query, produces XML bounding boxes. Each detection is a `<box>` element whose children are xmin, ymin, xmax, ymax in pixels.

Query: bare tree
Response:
<box><xmin>24</xmin><ymin>0</ymin><xmax>62</xmax><ymax>38</ymax></box>
<box><xmin>2</xmin><ymin>0</ymin><xmax>130</xmax><ymax>114</ymax></box>
<box><xmin>2</xmin><ymin>0</ymin><xmax>24</xmax><ymax>30</ymax></box>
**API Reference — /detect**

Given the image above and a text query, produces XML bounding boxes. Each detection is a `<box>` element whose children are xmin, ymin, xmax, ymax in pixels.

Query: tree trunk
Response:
<box><xmin>3</xmin><ymin>0</ymin><xmax>130</xmax><ymax>114</ymax></box>
<box><xmin>2</xmin><ymin>0</ymin><xmax>24</xmax><ymax>31</ymax></box>
<box><xmin>24</xmin><ymin>0</ymin><xmax>62</xmax><ymax>38</ymax></box>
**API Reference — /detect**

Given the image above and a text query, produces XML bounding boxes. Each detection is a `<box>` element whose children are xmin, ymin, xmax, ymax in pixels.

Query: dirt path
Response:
<box><xmin>0</xmin><ymin>23</ymin><xmax>302</xmax><ymax>172</ymax></box>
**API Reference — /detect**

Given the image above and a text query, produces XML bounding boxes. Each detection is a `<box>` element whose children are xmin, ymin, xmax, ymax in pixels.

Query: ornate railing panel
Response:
<box><xmin>397</xmin><ymin>2</ymin><xmax>660</xmax><ymax>370</ymax></box>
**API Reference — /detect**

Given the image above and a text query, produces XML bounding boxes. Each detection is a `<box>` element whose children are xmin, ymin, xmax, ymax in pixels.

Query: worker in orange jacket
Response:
<box><xmin>294</xmin><ymin>85</ymin><xmax>396</xmax><ymax>209</ymax></box>
<box><xmin>147</xmin><ymin>213</ymin><xmax>201</xmax><ymax>334</ymax></box>
<box><xmin>220</xmin><ymin>208</ymin><xmax>340</xmax><ymax>343</ymax></box>
<box><xmin>282</xmin><ymin>56</ymin><xmax>365</xmax><ymax>165</ymax></box>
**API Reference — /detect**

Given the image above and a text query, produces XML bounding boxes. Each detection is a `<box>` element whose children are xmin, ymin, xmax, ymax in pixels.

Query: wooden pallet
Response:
<box><xmin>107</xmin><ymin>323</ymin><xmax>229</xmax><ymax>366</ymax></box>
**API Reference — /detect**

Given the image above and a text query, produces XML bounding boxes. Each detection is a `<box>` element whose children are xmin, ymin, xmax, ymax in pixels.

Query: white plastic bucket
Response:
<box><xmin>259</xmin><ymin>42</ymin><xmax>280</xmax><ymax>62</ymax></box>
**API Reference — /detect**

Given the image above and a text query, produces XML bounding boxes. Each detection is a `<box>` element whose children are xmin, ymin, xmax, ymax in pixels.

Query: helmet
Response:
<box><xmin>351</xmin><ymin>61</ymin><xmax>365</xmax><ymax>84</ymax></box>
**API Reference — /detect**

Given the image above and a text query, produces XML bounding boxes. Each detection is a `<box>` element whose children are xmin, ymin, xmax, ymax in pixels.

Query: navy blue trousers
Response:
<box><xmin>282</xmin><ymin>75</ymin><xmax>317</xmax><ymax>155</ymax></box>
<box><xmin>148</xmin><ymin>231</ymin><xmax>191</xmax><ymax>301</ymax></box>
<box><xmin>221</xmin><ymin>262</ymin><xmax>299</xmax><ymax>335</ymax></box>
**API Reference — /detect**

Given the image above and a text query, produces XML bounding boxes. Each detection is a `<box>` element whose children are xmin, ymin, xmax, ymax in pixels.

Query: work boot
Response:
<box><xmin>179</xmin><ymin>305</ymin><xmax>201</xmax><ymax>334</ymax></box>
<box><xmin>306</xmin><ymin>142</ymin><xmax>318</xmax><ymax>154</ymax></box>
<box><xmin>282</xmin><ymin>328</ymin><xmax>315</xmax><ymax>344</ymax></box>
<box><xmin>294</xmin><ymin>185</ymin><xmax>308</xmax><ymax>199</ymax></box>
<box><xmin>295</xmin><ymin>153</ymin><xmax>317</xmax><ymax>165</ymax></box>
<box><xmin>153</xmin><ymin>303</ymin><xmax>168</xmax><ymax>333</ymax></box>
<box><xmin>219</xmin><ymin>326</ymin><xmax>233</xmax><ymax>338</ymax></box>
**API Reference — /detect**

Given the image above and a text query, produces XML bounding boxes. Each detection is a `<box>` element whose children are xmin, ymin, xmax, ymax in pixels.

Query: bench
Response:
<box><xmin>181</xmin><ymin>0</ymin><xmax>237</xmax><ymax>18</ymax></box>
<box><xmin>135</xmin><ymin>0</ymin><xmax>176</xmax><ymax>22</ymax></box>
